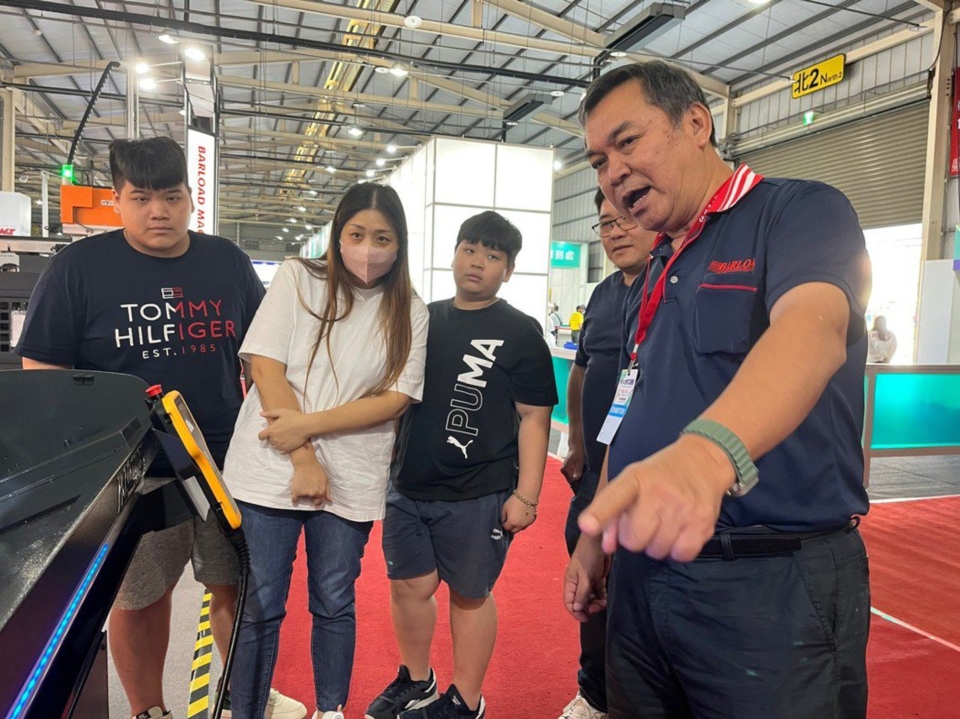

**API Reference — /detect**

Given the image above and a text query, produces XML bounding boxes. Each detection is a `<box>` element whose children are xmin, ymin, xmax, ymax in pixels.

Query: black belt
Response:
<box><xmin>697</xmin><ymin>525</ymin><xmax>850</xmax><ymax>561</ymax></box>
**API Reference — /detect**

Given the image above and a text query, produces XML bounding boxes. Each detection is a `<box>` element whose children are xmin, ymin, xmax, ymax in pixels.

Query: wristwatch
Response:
<box><xmin>680</xmin><ymin>419</ymin><xmax>759</xmax><ymax>497</ymax></box>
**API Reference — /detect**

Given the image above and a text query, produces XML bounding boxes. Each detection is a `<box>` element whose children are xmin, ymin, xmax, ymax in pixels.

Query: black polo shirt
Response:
<box><xmin>608</xmin><ymin>170</ymin><xmax>871</xmax><ymax>532</ymax></box>
<box><xmin>575</xmin><ymin>270</ymin><xmax>638</xmax><ymax>475</ymax></box>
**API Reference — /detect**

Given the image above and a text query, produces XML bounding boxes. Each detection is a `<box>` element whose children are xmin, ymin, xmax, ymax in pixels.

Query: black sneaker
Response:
<box><xmin>365</xmin><ymin>665</ymin><xmax>439</xmax><ymax>719</ymax></box>
<box><xmin>399</xmin><ymin>685</ymin><xmax>485</xmax><ymax>719</ymax></box>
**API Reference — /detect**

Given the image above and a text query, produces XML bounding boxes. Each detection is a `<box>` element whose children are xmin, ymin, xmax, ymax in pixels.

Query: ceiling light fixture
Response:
<box><xmin>553</xmin><ymin>160</ymin><xmax>564</xmax><ymax>171</ymax></box>
<box><xmin>135</xmin><ymin>62</ymin><xmax>150</xmax><ymax>75</ymax></box>
<box><xmin>599</xmin><ymin>2</ymin><xmax>685</xmax><ymax>60</ymax></box>
<box><xmin>610</xmin><ymin>51</ymin><xmax>628</xmax><ymax>58</ymax></box>
<box><xmin>184</xmin><ymin>47</ymin><xmax>206</xmax><ymax>61</ymax></box>
<box><xmin>374</xmin><ymin>66</ymin><xmax>390</xmax><ymax>74</ymax></box>
<box><xmin>403</xmin><ymin>15</ymin><xmax>423</xmax><ymax>28</ymax></box>
<box><xmin>376</xmin><ymin>158</ymin><xmax>386</xmax><ymax>167</ymax></box>
<box><xmin>389</xmin><ymin>63</ymin><xmax>409</xmax><ymax>77</ymax></box>
<box><xmin>306</xmin><ymin>224</ymin><xmax>314</xmax><ymax>230</ymax></box>
<box><xmin>386</xmin><ymin>144</ymin><xmax>398</xmax><ymax>154</ymax></box>
<box><xmin>288</xmin><ymin>218</ymin><xmax>297</xmax><ymax>223</ymax></box>
<box><xmin>347</xmin><ymin>126</ymin><xmax>364</xmax><ymax>138</ymax></box>
<box><xmin>550</xmin><ymin>90</ymin><xmax>565</xmax><ymax>97</ymax></box>
<box><xmin>503</xmin><ymin>93</ymin><xmax>552</xmax><ymax>124</ymax></box>
<box><xmin>138</xmin><ymin>77</ymin><xmax>158</xmax><ymax>91</ymax></box>
<box><xmin>308</xmin><ymin>189</ymin><xmax>319</xmax><ymax>196</ymax></box>
<box><xmin>326</xmin><ymin>166</ymin><xmax>337</xmax><ymax>173</ymax></box>
<box><xmin>282</xmin><ymin>227</ymin><xmax>289</xmax><ymax>233</ymax></box>
<box><xmin>366</xmin><ymin>169</ymin><xmax>376</xmax><ymax>178</ymax></box>
<box><xmin>157</xmin><ymin>33</ymin><xmax>179</xmax><ymax>45</ymax></box>
<box><xmin>298</xmin><ymin>206</ymin><xmax>307</xmax><ymax>212</ymax></box>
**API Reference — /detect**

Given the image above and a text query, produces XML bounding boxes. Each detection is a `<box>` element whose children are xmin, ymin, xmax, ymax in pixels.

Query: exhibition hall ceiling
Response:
<box><xmin>0</xmin><ymin>0</ymin><xmax>936</xmax><ymax>240</ymax></box>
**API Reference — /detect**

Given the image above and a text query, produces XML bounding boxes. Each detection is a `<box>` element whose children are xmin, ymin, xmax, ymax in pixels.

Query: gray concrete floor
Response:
<box><xmin>106</xmin><ymin>449</ymin><xmax>960</xmax><ymax>718</ymax></box>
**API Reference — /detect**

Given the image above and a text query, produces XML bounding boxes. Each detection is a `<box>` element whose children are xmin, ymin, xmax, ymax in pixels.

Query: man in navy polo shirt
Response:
<box><xmin>564</xmin><ymin>62</ymin><xmax>872</xmax><ymax>719</ymax></box>
<box><xmin>558</xmin><ymin>189</ymin><xmax>656</xmax><ymax>719</ymax></box>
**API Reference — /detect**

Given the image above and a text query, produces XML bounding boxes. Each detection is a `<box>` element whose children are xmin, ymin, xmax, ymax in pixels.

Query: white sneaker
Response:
<box><xmin>558</xmin><ymin>692</ymin><xmax>608</xmax><ymax>719</ymax></box>
<box><xmin>266</xmin><ymin>689</ymin><xmax>309</xmax><ymax>719</ymax></box>
<box><xmin>221</xmin><ymin>688</ymin><xmax>307</xmax><ymax>719</ymax></box>
<box><xmin>311</xmin><ymin>709</ymin><xmax>345</xmax><ymax>719</ymax></box>
<box><xmin>133</xmin><ymin>708</ymin><xmax>172</xmax><ymax>719</ymax></box>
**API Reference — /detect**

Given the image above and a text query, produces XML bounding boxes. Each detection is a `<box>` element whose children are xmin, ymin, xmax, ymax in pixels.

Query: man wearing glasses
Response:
<box><xmin>558</xmin><ymin>189</ymin><xmax>657</xmax><ymax>719</ymax></box>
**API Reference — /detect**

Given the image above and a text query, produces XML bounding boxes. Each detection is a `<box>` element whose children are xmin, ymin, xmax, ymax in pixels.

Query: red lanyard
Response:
<box><xmin>628</xmin><ymin>169</ymin><xmax>762</xmax><ymax>365</ymax></box>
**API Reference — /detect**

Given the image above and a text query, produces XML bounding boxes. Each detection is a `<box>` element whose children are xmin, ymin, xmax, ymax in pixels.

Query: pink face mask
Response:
<box><xmin>340</xmin><ymin>242</ymin><xmax>398</xmax><ymax>285</ymax></box>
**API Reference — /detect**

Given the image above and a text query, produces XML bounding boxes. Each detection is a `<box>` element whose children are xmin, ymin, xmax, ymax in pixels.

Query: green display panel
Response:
<box><xmin>551</xmin><ymin>355</ymin><xmax>571</xmax><ymax>426</ymax></box>
<box><xmin>870</xmin><ymin>372</ymin><xmax>960</xmax><ymax>450</ymax></box>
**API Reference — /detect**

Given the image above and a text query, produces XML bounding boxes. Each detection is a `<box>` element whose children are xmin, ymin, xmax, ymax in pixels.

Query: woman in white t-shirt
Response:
<box><xmin>224</xmin><ymin>184</ymin><xmax>429</xmax><ymax>719</ymax></box>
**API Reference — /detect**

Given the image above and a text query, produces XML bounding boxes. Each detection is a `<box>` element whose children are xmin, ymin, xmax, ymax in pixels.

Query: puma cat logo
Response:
<box><xmin>446</xmin><ymin>436</ymin><xmax>473</xmax><ymax>458</ymax></box>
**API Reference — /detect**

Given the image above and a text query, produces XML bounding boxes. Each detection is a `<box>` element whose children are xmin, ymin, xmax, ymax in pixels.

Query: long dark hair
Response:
<box><xmin>294</xmin><ymin>183</ymin><xmax>414</xmax><ymax>397</ymax></box>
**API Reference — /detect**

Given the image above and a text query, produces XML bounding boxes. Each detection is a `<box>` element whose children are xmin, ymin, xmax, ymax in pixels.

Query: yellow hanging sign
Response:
<box><xmin>792</xmin><ymin>54</ymin><xmax>846</xmax><ymax>99</ymax></box>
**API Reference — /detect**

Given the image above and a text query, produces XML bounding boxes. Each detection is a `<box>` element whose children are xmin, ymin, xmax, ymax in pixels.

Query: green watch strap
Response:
<box><xmin>680</xmin><ymin>418</ymin><xmax>759</xmax><ymax>497</ymax></box>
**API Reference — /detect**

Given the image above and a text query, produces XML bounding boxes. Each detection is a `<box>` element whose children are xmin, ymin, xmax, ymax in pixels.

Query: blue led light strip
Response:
<box><xmin>5</xmin><ymin>543</ymin><xmax>110</xmax><ymax>719</ymax></box>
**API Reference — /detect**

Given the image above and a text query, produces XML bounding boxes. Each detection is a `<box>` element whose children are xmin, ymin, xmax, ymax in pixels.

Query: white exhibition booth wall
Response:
<box><xmin>387</xmin><ymin>137</ymin><xmax>554</xmax><ymax>329</ymax></box>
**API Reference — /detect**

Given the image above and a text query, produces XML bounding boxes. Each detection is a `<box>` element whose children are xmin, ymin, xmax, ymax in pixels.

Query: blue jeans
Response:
<box><xmin>230</xmin><ymin>502</ymin><xmax>373</xmax><ymax>717</ymax></box>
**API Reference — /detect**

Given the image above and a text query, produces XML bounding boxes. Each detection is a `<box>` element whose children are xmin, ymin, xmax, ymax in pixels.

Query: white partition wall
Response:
<box><xmin>387</xmin><ymin>137</ymin><xmax>554</xmax><ymax>327</ymax></box>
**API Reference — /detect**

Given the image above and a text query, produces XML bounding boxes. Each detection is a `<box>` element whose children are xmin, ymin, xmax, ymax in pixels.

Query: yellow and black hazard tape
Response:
<box><xmin>187</xmin><ymin>592</ymin><xmax>214</xmax><ymax>719</ymax></box>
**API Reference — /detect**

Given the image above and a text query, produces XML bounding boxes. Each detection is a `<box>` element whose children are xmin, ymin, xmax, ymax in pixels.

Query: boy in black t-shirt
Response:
<box><xmin>366</xmin><ymin>212</ymin><xmax>557</xmax><ymax>719</ymax></box>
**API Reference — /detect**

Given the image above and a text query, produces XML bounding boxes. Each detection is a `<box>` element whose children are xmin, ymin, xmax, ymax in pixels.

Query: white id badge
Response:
<box><xmin>597</xmin><ymin>368</ymin><xmax>638</xmax><ymax>445</ymax></box>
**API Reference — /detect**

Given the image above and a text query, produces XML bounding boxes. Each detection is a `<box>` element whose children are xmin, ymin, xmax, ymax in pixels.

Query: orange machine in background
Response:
<box><xmin>60</xmin><ymin>185</ymin><xmax>122</xmax><ymax>236</ymax></box>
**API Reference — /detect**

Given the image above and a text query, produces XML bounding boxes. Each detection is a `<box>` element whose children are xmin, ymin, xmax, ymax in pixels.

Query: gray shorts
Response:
<box><xmin>382</xmin><ymin>484</ymin><xmax>513</xmax><ymax>600</ymax></box>
<box><xmin>114</xmin><ymin>478</ymin><xmax>239</xmax><ymax>611</ymax></box>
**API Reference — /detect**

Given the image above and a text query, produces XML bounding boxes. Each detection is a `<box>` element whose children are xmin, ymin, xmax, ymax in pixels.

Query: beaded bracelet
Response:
<box><xmin>512</xmin><ymin>490</ymin><xmax>539</xmax><ymax>509</ymax></box>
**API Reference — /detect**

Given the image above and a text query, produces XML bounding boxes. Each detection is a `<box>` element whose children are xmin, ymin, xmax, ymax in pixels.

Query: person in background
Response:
<box><xmin>223</xmin><ymin>183</ymin><xmax>429</xmax><ymax>719</ymax></box>
<box><xmin>549</xmin><ymin>303</ymin><xmax>563</xmax><ymax>345</ymax></box>
<box><xmin>867</xmin><ymin>315</ymin><xmax>897</xmax><ymax>363</ymax></box>
<box><xmin>565</xmin><ymin>61</ymin><xmax>872</xmax><ymax>719</ymax></box>
<box><xmin>558</xmin><ymin>188</ymin><xmax>656</xmax><ymax>719</ymax></box>
<box><xmin>569</xmin><ymin>305</ymin><xmax>586</xmax><ymax>344</ymax></box>
<box><xmin>365</xmin><ymin>211</ymin><xmax>557</xmax><ymax>719</ymax></box>
<box><xmin>14</xmin><ymin>137</ymin><xmax>305</xmax><ymax>719</ymax></box>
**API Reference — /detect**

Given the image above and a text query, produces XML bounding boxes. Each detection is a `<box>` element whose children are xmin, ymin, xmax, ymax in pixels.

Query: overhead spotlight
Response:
<box><xmin>553</xmin><ymin>160</ymin><xmax>564</xmax><ymax>171</ymax></box>
<box><xmin>374</xmin><ymin>66</ymin><xmax>390</xmax><ymax>74</ymax></box>
<box><xmin>610</xmin><ymin>51</ymin><xmax>628</xmax><ymax>58</ymax></box>
<box><xmin>326</xmin><ymin>166</ymin><xmax>337</xmax><ymax>173</ymax></box>
<box><xmin>308</xmin><ymin>189</ymin><xmax>319</xmax><ymax>196</ymax></box>
<box><xmin>389</xmin><ymin>63</ymin><xmax>409</xmax><ymax>78</ymax></box>
<box><xmin>376</xmin><ymin>158</ymin><xmax>386</xmax><ymax>167</ymax></box>
<box><xmin>599</xmin><ymin>3</ymin><xmax>685</xmax><ymax>59</ymax></box>
<box><xmin>550</xmin><ymin>90</ymin><xmax>565</xmax><ymax>97</ymax></box>
<box><xmin>288</xmin><ymin>218</ymin><xmax>297</xmax><ymax>223</ymax></box>
<box><xmin>404</xmin><ymin>15</ymin><xmax>423</xmax><ymax>28</ymax></box>
<box><xmin>139</xmin><ymin>77</ymin><xmax>158</xmax><ymax>91</ymax></box>
<box><xmin>276</xmin><ymin>235</ymin><xmax>283</xmax><ymax>240</ymax></box>
<box><xmin>366</xmin><ymin>169</ymin><xmax>376</xmax><ymax>178</ymax></box>
<box><xmin>347</xmin><ymin>126</ymin><xmax>364</xmax><ymax>138</ymax></box>
<box><xmin>282</xmin><ymin>227</ymin><xmax>289</xmax><ymax>233</ymax></box>
<box><xmin>353</xmin><ymin>102</ymin><xmax>366</xmax><ymax>109</ymax></box>
<box><xmin>386</xmin><ymin>144</ymin><xmax>398</xmax><ymax>154</ymax></box>
<box><xmin>298</xmin><ymin>206</ymin><xmax>307</xmax><ymax>212</ymax></box>
<box><xmin>184</xmin><ymin>47</ymin><xmax>206</xmax><ymax>61</ymax></box>
<box><xmin>158</xmin><ymin>32</ymin><xmax>179</xmax><ymax>45</ymax></box>
<box><xmin>135</xmin><ymin>62</ymin><xmax>150</xmax><ymax>75</ymax></box>
<box><xmin>503</xmin><ymin>93</ymin><xmax>552</xmax><ymax>125</ymax></box>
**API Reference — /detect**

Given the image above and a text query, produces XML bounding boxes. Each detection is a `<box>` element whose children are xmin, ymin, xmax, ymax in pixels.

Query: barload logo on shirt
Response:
<box><xmin>113</xmin><ymin>289</ymin><xmax>236</xmax><ymax>360</ymax></box>
<box><xmin>708</xmin><ymin>258</ymin><xmax>756</xmax><ymax>274</ymax></box>
<box><xmin>446</xmin><ymin>339</ymin><xmax>504</xmax><ymax>445</ymax></box>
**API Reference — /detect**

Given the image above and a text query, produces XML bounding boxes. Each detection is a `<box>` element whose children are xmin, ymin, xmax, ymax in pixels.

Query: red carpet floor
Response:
<box><xmin>273</xmin><ymin>457</ymin><xmax>580</xmax><ymax>717</ymax></box>
<box><xmin>271</xmin><ymin>466</ymin><xmax>960</xmax><ymax>718</ymax></box>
